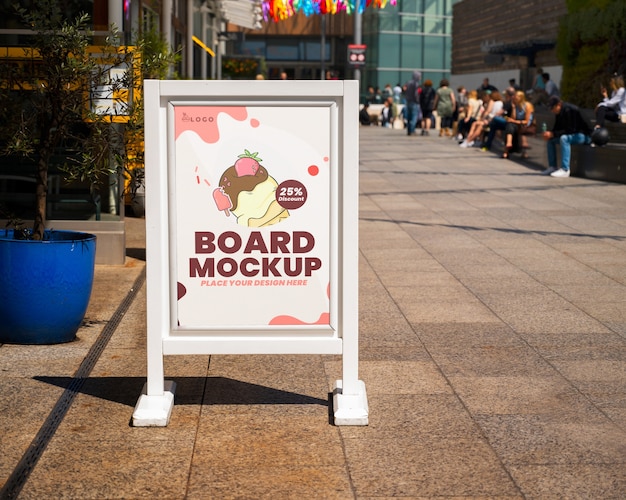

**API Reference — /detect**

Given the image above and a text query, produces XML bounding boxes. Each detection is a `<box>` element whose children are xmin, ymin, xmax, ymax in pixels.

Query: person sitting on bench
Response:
<box><xmin>594</xmin><ymin>74</ymin><xmax>626</xmax><ymax>128</ymax></box>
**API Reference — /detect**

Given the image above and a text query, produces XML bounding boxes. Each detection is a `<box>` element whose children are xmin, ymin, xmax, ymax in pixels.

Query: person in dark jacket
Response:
<box><xmin>419</xmin><ymin>79</ymin><xmax>436</xmax><ymax>136</ymax></box>
<box><xmin>541</xmin><ymin>96</ymin><xmax>591</xmax><ymax>178</ymax></box>
<box><xmin>359</xmin><ymin>103</ymin><xmax>371</xmax><ymax>125</ymax></box>
<box><xmin>403</xmin><ymin>70</ymin><xmax>422</xmax><ymax>136</ymax></box>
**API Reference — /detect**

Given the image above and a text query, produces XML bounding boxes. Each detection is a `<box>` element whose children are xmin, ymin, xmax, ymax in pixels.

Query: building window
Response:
<box><xmin>241</xmin><ymin>40</ymin><xmax>265</xmax><ymax>58</ymax></box>
<box><xmin>424</xmin><ymin>35</ymin><xmax>446</xmax><ymax>69</ymax></box>
<box><xmin>303</xmin><ymin>40</ymin><xmax>331</xmax><ymax>62</ymax></box>
<box><xmin>401</xmin><ymin>14</ymin><xmax>423</xmax><ymax>33</ymax></box>
<box><xmin>401</xmin><ymin>35</ymin><xmax>423</xmax><ymax>69</ymax></box>
<box><xmin>266</xmin><ymin>41</ymin><xmax>299</xmax><ymax>60</ymax></box>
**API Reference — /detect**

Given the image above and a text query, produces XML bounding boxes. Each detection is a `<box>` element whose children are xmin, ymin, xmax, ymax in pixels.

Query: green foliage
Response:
<box><xmin>0</xmin><ymin>0</ymin><xmax>122</xmax><ymax>238</ymax></box>
<box><xmin>558</xmin><ymin>0</ymin><xmax>626</xmax><ymax>107</ymax></box>
<box><xmin>115</xmin><ymin>28</ymin><xmax>180</xmax><ymax>197</ymax></box>
<box><xmin>0</xmin><ymin>0</ymin><xmax>179</xmax><ymax>237</ymax></box>
<box><xmin>222</xmin><ymin>56</ymin><xmax>266</xmax><ymax>79</ymax></box>
<box><xmin>560</xmin><ymin>43</ymin><xmax>607</xmax><ymax>107</ymax></box>
<box><xmin>136</xmin><ymin>28</ymin><xmax>182</xmax><ymax>80</ymax></box>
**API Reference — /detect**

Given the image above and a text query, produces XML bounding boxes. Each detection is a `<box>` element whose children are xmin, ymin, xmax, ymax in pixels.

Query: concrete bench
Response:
<box><xmin>569</xmin><ymin>110</ymin><xmax>626</xmax><ymax>183</ymax></box>
<box><xmin>532</xmin><ymin>106</ymin><xmax>626</xmax><ymax>184</ymax></box>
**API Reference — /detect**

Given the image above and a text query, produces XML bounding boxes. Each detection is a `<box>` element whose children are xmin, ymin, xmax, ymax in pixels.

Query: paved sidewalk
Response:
<box><xmin>2</xmin><ymin>126</ymin><xmax>626</xmax><ymax>499</ymax></box>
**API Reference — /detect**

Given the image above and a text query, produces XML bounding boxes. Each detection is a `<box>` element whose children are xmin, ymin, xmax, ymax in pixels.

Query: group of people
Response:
<box><xmin>541</xmin><ymin>73</ymin><xmax>625</xmax><ymax>177</ymax></box>
<box><xmin>528</xmin><ymin>69</ymin><xmax>560</xmax><ymax>106</ymax></box>
<box><xmin>361</xmin><ymin>70</ymin><xmax>626</xmax><ymax>179</ymax></box>
<box><xmin>402</xmin><ymin>71</ymin><xmax>455</xmax><ymax>136</ymax></box>
<box><xmin>365</xmin><ymin>83</ymin><xmax>403</xmax><ymax>105</ymax></box>
<box><xmin>359</xmin><ymin>96</ymin><xmax>399</xmax><ymax>128</ymax></box>
<box><xmin>459</xmin><ymin>73</ymin><xmax>625</xmax><ymax>177</ymax></box>
<box><xmin>458</xmin><ymin>86</ymin><xmax>536</xmax><ymax>161</ymax></box>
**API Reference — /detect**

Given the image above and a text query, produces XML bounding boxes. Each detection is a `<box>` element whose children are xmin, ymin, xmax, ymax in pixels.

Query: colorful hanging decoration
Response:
<box><xmin>262</xmin><ymin>0</ymin><xmax>396</xmax><ymax>23</ymax></box>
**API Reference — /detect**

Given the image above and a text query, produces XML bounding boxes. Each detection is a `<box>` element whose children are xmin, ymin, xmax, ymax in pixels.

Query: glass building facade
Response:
<box><xmin>361</xmin><ymin>0</ymin><xmax>459</xmax><ymax>95</ymax></box>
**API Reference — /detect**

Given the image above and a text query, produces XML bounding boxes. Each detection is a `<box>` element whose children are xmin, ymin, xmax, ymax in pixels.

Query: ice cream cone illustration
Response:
<box><xmin>213</xmin><ymin>150</ymin><xmax>289</xmax><ymax>227</ymax></box>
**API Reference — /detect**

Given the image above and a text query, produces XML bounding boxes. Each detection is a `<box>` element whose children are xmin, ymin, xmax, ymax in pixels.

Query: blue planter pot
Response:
<box><xmin>0</xmin><ymin>229</ymin><xmax>97</xmax><ymax>344</ymax></box>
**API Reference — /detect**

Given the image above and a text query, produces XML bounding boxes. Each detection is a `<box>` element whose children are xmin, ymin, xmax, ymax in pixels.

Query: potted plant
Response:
<box><xmin>0</xmin><ymin>2</ymin><xmax>127</xmax><ymax>343</ymax></box>
<box><xmin>120</xmin><ymin>27</ymin><xmax>179</xmax><ymax>217</ymax></box>
<box><xmin>127</xmin><ymin>166</ymin><xmax>145</xmax><ymax>217</ymax></box>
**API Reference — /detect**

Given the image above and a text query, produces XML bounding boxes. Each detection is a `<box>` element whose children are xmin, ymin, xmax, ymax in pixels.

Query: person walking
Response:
<box><xmin>403</xmin><ymin>70</ymin><xmax>422</xmax><ymax>136</ymax></box>
<box><xmin>542</xmin><ymin>96</ymin><xmax>592</xmax><ymax>178</ymax></box>
<box><xmin>419</xmin><ymin>79</ymin><xmax>436</xmax><ymax>135</ymax></box>
<box><xmin>433</xmin><ymin>79</ymin><xmax>456</xmax><ymax>137</ymax></box>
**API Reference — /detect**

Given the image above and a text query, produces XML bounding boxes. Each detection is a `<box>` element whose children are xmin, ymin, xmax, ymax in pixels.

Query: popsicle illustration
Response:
<box><xmin>212</xmin><ymin>187</ymin><xmax>232</xmax><ymax>216</ymax></box>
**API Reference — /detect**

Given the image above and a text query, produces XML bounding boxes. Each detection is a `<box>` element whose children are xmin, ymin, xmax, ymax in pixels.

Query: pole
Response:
<box><xmin>217</xmin><ymin>20</ymin><xmax>224</xmax><ymax>80</ymax></box>
<box><xmin>186</xmin><ymin>0</ymin><xmax>193</xmax><ymax>78</ymax></box>
<box><xmin>201</xmin><ymin>9</ymin><xmax>207</xmax><ymax>79</ymax></box>
<box><xmin>353</xmin><ymin>4</ymin><xmax>362</xmax><ymax>83</ymax></box>
<box><xmin>321</xmin><ymin>15</ymin><xmax>326</xmax><ymax>80</ymax></box>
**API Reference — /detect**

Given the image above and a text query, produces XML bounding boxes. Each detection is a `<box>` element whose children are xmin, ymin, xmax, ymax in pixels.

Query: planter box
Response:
<box><xmin>0</xmin><ymin>229</ymin><xmax>97</xmax><ymax>344</ymax></box>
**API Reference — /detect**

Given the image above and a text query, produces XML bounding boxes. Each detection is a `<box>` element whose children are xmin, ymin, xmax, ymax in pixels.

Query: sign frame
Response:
<box><xmin>132</xmin><ymin>80</ymin><xmax>367</xmax><ymax>426</ymax></box>
<box><xmin>347</xmin><ymin>44</ymin><xmax>367</xmax><ymax>68</ymax></box>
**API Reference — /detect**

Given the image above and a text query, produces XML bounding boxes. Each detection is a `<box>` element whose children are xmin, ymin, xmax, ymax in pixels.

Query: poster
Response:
<box><xmin>172</xmin><ymin>104</ymin><xmax>332</xmax><ymax>329</ymax></box>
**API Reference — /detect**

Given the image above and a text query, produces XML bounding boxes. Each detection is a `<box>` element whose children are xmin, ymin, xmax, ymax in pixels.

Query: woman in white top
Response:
<box><xmin>595</xmin><ymin>75</ymin><xmax>626</xmax><ymax>128</ymax></box>
<box><xmin>461</xmin><ymin>91</ymin><xmax>503</xmax><ymax>147</ymax></box>
<box><xmin>456</xmin><ymin>89</ymin><xmax>483</xmax><ymax>141</ymax></box>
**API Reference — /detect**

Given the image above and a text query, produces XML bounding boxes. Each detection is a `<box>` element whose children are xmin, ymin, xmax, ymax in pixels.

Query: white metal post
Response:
<box><xmin>132</xmin><ymin>81</ymin><xmax>176</xmax><ymax>426</ymax></box>
<box><xmin>333</xmin><ymin>80</ymin><xmax>368</xmax><ymax>425</ymax></box>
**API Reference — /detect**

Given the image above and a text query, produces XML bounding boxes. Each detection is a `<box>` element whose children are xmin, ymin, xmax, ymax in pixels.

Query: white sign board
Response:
<box><xmin>132</xmin><ymin>80</ymin><xmax>367</xmax><ymax>427</ymax></box>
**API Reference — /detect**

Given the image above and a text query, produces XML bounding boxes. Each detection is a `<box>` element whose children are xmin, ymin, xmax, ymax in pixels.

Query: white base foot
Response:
<box><xmin>132</xmin><ymin>380</ymin><xmax>176</xmax><ymax>427</ymax></box>
<box><xmin>333</xmin><ymin>379</ymin><xmax>368</xmax><ymax>425</ymax></box>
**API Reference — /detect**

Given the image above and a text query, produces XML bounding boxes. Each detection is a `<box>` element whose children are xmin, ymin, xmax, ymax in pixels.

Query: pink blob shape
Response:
<box><xmin>269</xmin><ymin>312</ymin><xmax>330</xmax><ymax>326</ymax></box>
<box><xmin>308</xmin><ymin>165</ymin><xmax>319</xmax><ymax>176</ymax></box>
<box><xmin>250</xmin><ymin>118</ymin><xmax>260</xmax><ymax>128</ymax></box>
<box><xmin>324</xmin><ymin>156</ymin><xmax>329</xmax><ymax>162</ymax></box>
<box><xmin>175</xmin><ymin>106</ymin><xmax>248</xmax><ymax>143</ymax></box>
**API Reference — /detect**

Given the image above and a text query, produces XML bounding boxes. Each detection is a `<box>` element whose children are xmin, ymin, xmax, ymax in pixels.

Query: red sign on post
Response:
<box><xmin>347</xmin><ymin>44</ymin><xmax>366</xmax><ymax>68</ymax></box>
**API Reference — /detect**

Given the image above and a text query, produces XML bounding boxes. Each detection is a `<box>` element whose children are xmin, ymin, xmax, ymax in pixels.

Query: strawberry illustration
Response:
<box><xmin>234</xmin><ymin>150</ymin><xmax>262</xmax><ymax>177</ymax></box>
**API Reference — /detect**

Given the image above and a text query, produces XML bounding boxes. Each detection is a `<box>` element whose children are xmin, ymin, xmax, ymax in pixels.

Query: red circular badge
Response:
<box><xmin>276</xmin><ymin>180</ymin><xmax>307</xmax><ymax>210</ymax></box>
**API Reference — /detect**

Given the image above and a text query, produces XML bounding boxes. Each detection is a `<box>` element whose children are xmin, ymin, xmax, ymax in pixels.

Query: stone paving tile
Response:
<box><xmin>508</xmin><ymin>464</ymin><xmax>626</xmax><ymax>499</ymax></box>
<box><xmin>186</xmin><ymin>465</ymin><xmax>354</xmax><ymax>499</ymax></box>
<box><xmin>0</xmin><ymin>430</ymin><xmax>34</xmax><ymax>489</ymax></box>
<box><xmin>429</xmin><ymin>345</ymin><xmax>557</xmax><ymax>378</ymax></box>
<box><xmin>324</xmin><ymin>359</ymin><xmax>453</xmax><ymax>399</ymax></box>
<box><xmin>447</xmin><ymin>375</ymin><xmax>598</xmax><ymax>416</ymax></box>
<box><xmin>342</xmin><ymin>436</ymin><xmax>521</xmax><ymax>498</ymax></box>
<box><xmin>188</xmin><ymin>412</ymin><xmax>352</xmax><ymax>499</ymax></box>
<box><xmin>475</xmin><ymin>414</ymin><xmax>626</xmax><ymax>465</ymax></box>
<box><xmin>20</xmin><ymin>438</ymin><xmax>194</xmax><ymax>499</ymax></box>
<box><xmin>358</xmin><ymin>345</ymin><xmax>430</xmax><ymax>362</ymax></box>
<box><xmin>521</xmin><ymin>332</ymin><xmax>626</xmax><ymax>378</ymax></box>
<box><xmin>338</xmin><ymin>393</ymin><xmax>483</xmax><ymax>440</ymax></box>
<box><xmin>414</xmin><ymin>322</ymin><xmax>527</xmax><ymax>349</ymax></box>
<box><xmin>0</xmin><ymin>343</ymin><xmax>94</xmax><ymax>378</ymax></box>
<box><xmin>193</xmin><ymin>413</ymin><xmax>342</xmax><ymax>467</ymax></box>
